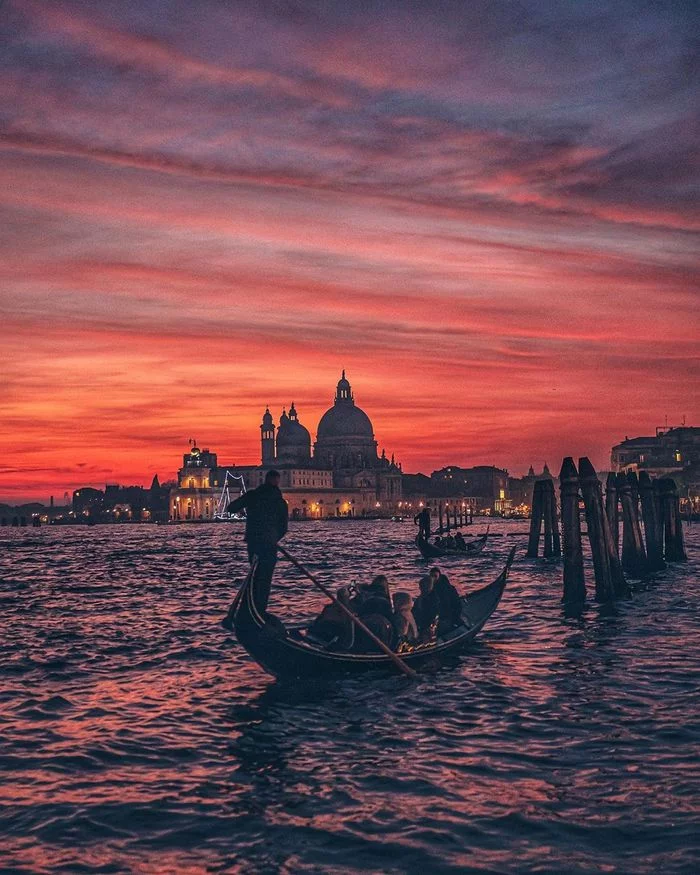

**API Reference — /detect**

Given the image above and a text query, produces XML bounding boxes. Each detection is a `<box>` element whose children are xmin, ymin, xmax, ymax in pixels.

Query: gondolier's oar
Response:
<box><xmin>276</xmin><ymin>544</ymin><xmax>417</xmax><ymax>679</ymax></box>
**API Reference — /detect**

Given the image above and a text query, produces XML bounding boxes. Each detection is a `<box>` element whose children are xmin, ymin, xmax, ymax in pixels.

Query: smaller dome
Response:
<box><xmin>277</xmin><ymin>404</ymin><xmax>311</xmax><ymax>460</ymax></box>
<box><xmin>278</xmin><ymin>419</ymin><xmax>311</xmax><ymax>446</ymax></box>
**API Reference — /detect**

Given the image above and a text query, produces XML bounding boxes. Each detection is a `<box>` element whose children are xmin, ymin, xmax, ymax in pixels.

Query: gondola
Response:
<box><xmin>415</xmin><ymin>528</ymin><xmax>489</xmax><ymax>559</ymax></box>
<box><xmin>232</xmin><ymin>547</ymin><xmax>515</xmax><ymax>679</ymax></box>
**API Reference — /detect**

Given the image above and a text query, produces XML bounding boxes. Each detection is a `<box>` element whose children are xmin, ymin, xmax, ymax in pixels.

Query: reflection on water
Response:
<box><xmin>0</xmin><ymin>521</ymin><xmax>698</xmax><ymax>873</ymax></box>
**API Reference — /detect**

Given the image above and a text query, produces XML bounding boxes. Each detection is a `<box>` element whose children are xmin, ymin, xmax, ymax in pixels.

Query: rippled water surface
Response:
<box><xmin>1</xmin><ymin>521</ymin><xmax>698</xmax><ymax>874</ymax></box>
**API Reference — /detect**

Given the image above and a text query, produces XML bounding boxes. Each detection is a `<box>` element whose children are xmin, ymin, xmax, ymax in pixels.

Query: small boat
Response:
<box><xmin>415</xmin><ymin>529</ymin><xmax>489</xmax><ymax>559</ymax></box>
<box><xmin>232</xmin><ymin>547</ymin><xmax>514</xmax><ymax>679</ymax></box>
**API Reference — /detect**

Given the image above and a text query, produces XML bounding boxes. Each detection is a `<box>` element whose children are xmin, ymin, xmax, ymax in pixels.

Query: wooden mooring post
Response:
<box><xmin>550</xmin><ymin>480</ymin><xmax>561</xmax><ymax>558</ymax></box>
<box><xmin>579</xmin><ymin>457</ymin><xmax>627</xmax><ymax>601</ymax></box>
<box><xmin>617</xmin><ymin>472</ymin><xmax>648</xmax><ymax>578</ymax></box>
<box><xmin>453</xmin><ymin>504</ymin><xmax>458</xmax><ymax>529</ymax></box>
<box><xmin>527</xmin><ymin>479</ymin><xmax>561</xmax><ymax>559</ymax></box>
<box><xmin>638</xmin><ymin>472</ymin><xmax>665</xmax><ymax>572</ymax></box>
<box><xmin>438</xmin><ymin>501</ymin><xmax>444</xmax><ymax>533</ymax></box>
<box><xmin>559</xmin><ymin>457</ymin><xmax>585</xmax><ymax>604</ymax></box>
<box><xmin>658</xmin><ymin>478</ymin><xmax>688</xmax><ymax>562</ymax></box>
<box><xmin>605</xmin><ymin>472</ymin><xmax>619</xmax><ymax>556</ymax></box>
<box><xmin>542</xmin><ymin>480</ymin><xmax>561</xmax><ymax>558</ymax></box>
<box><xmin>543</xmin><ymin>480</ymin><xmax>554</xmax><ymax>557</ymax></box>
<box><xmin>527</xmin><ymin>480</ymin><xmax>545</xmax><ymax>558</ymax></box>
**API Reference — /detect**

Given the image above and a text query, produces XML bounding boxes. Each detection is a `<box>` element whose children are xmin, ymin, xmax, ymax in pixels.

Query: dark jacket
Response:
<box><xmin>228</xmin><ymin>484</ymin><xmax>288</xmax><ymax>547</ymax></box>
<box><xmin>358</xmin><ymin>595</ymin><xmax>394</xmax><ymax>624</ymax></box>
<box><xmin>412</xmin><ymin>590</ymin><xmax>439</xmax><ymax>637</ymax></box>
<box><xmin>433</xmin><ymin>574</ymin><xmax>462</xmax><ymax>631</ymax></box>
<box><xmin>309</xmin><ymin>603</ymin><xmax>354</xmax><ymax>650</ymax></box>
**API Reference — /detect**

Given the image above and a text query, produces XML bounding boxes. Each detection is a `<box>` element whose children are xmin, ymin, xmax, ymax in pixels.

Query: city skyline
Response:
<box><xmin>0</xmin><ymin>382</ymin><xmax>692</xmax><ymax>505</ymax></box>
<box><xmin>1</xmin><ymin>0</ymin><xmax>698</xmax><ymax>502</ymax></box>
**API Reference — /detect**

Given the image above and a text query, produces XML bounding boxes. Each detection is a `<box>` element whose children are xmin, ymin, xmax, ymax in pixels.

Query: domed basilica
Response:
<box><xmin>259</xmin><ymin>372</ymin><xmax>402</xmax><ymax>511</ymax></box>
<box><xmin>171</xmin><ymin>372</ymin><xmax>403</xmax><ymax>520</ymax></box>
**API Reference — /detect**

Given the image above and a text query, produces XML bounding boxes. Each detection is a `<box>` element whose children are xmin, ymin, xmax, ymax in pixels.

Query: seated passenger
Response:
<box><xmin>412</xmin><ymin>575</ymin><xmax>439</xmax><ymax>642</ymax></box>
<box><xmin>392</xmin><ymin>591</ymin><xmax>418</xmax><ymax>644</ymax></box>
<box><xmin>355</xmin><ymin>574</ymin><xmax>393</xmax><ymax>623</ymax></box>
<box><xmin>444</xmin><ymin>534</ymin><xmax>456</xmax><ymax>550</ymax></box>
<box><xmin>351</xmin><ymin>574</ymin><xmax>395</xmax><ymax>652</ymax></box>
<box><xmin>430</xmin><ymin>566</ymin><xmax>463</xmax><ymax>634</ymax></box>
<box><xmin>454</xmin><ymin>532</ymin><xmax>467</xmax><ymax>551</ymax></box>
<box><xmin>308</xmin><ymin>587</ymin><xmax>354</xmax><ymax>649</ymax></box>
<box><xmin>433</xmin><ymin>536</ymin><xmax>442</xmax><ymax>547</ymax></box>
<box><xmin>353</xmin><ymin>613</ymin><xmax>394</xmax><ymax>652</ymax></box>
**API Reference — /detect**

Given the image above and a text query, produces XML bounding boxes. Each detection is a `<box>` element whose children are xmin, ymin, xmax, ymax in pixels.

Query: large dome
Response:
<box><xmin>317</xmin><ymin>403</ymin><xmax>374</xmax><ymax>439</ymax></box>
<box><xmin>316</xmin><ymin>371</ymin><xmax>375</xmax><ymax>440</ymax></box>
<box><xmin>314</xmin><ymin>372</ymin><xmax>379</xmax><ymax>471</ymax></box>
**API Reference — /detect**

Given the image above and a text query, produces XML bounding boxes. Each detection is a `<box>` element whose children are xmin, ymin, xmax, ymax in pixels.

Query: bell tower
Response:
<box><xmin>260</xmin><ymin>407</ymin><xmax>276</xmax><ymax>465</ymax></box>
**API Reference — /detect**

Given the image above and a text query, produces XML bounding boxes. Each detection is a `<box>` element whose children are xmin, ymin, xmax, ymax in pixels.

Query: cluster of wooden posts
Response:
<box><xmin>436</xmin><ymin>501</ymin><xmax>473</xmax><ymax>533</ymax></box>
<box><xmin>527</xmin><ymin>457</ymin><xmax>687</xmax><ymax>605</ymax></box>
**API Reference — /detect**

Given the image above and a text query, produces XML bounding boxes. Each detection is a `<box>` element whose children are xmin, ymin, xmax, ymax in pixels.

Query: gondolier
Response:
<box><xmin>222</xmin><ymin>469</ymin><xmax>288</xmax><ymax>628</ymax></box>
<box><xmin>414</xmin><ymin>507</ymin><xmax>431</xmax><ymax>540</ymax></box>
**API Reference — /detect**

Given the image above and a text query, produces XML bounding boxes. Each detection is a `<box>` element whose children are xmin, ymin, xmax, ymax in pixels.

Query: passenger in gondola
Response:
<box><xmin>352</xmin><ymin>575</ymin><xmax>395</xmax><ymax>651</ymax></box>
<box><xmin>392</xmin><ymin>592</ymin><xmax>418</xmax><ymax>644</ymax></box>
<box><xmin>353</xmin><ymin>574</ymin><xmax>393</xmax><ymax>621</ymax></box>
<box><xmin>307</xmin><ymin>587</ymin><xmax>354</xmax><ymax>650</ymax></box>
<box><xmin>444</xmin><ymin>534</ymin><xmax>456</xmax><ymax>550</ymax></box>
<box><xmin>454</xmin><ymin>531</ymin><xmax>467</xmax><ymax>552</ymax></box>
<box><xmin>412</xmin><ymin>575</ymin><xmax>439</xmax><ymax>641</ymax></box>
<box><xmin>430</xmin><ymin>566</ymin><xmax>463</xmax><ymax>634</ymax></box>
<box><xmin>433</xmin><ymin>536</ymin><xmax>443</xmax><ymax>548</ymax></box>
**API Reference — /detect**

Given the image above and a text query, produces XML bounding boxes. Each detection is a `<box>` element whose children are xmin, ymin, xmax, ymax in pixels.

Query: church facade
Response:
<box><xmin>169</xmin><ymin>372</ymin><xmax>403</xmax><ymax>520</ymax></box>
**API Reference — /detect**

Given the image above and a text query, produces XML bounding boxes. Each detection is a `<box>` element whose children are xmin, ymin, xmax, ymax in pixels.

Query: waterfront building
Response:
<box><xmin>612</xmin><ymin>425</ymin><xmax>700</xmax><ymax>512</ymax></box>
<box><xmin>170</xmin><ymin>445</ymin><xmax>222</xmax><ymax>521</ymax></box>
<box><xmin>611</xmin><ymin>426</ymin><xmax>699</xmax><ymax>476</ymax></box>
<box><xmin>169</xmin><ymin>372</ymin><xmax>403</xmax><ymax>520</ymax></box>
<box><xmin>413</xmin><ymin>465</ymin><xmax>510</xmax><ymax>513</ymax></box>
<box><xmin>70</xmin><ymin>481</ymin><xmax>168</xmax><ymax>523</ymax></box>
<box><xmin>72</xmin><ymin>487</ymin><xmax>104</xmax><ymax>517</ymax></box>
<box><xmin>401</xmin><ymin>473</ymin><xmax>479</xmax><ymax>519</ymax></box>
<box><xmin>508</xmin><ymin>464</ymin><xmax>553</xmax><ymax>511</ymax></box>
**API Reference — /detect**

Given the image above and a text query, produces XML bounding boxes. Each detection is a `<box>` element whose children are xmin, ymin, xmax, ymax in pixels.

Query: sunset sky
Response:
<box><xmin>1</xmin><ymin>0</ymin><xmax>698</xmax><ymax>502</ymax></box>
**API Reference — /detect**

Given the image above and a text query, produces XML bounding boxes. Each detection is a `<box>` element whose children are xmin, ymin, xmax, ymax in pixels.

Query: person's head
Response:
<box><xmin>393</xmin><ymin>591</ymin><xmax>412</xmax><ymax>612</ymax></box>
<box><xmin>429</xmin><ymin>567</ymin><xmax>441</xmax><ymax>584</ymax></box>
<box><xmin>336</xmin><ymin>586</ymin><xmax>351</xmax><ymax>606</ymax></box>
<box><xmin>419</xmin><ymin>575</ymin><xmax>433</xmax><ymax>595</ymax></box>
<box><xmin>370</xmin><ymin>574</ymin><xmax>390</xmax><ymax>598</ymax></box>
<box><xmin>265</xmin><ymin>469</ymin><xmax>281</xmax><ymax>486</ymax></box>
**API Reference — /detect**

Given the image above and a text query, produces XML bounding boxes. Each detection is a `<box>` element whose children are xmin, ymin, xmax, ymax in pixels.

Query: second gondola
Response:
<box><xmin>415</xmin><ymin>529</ymin><xmax>489</xmax><ymax>559</ymax></box>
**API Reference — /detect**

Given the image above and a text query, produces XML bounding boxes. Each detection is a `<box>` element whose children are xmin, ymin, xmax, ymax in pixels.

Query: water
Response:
<box><xmin>1</xmin><ymin>520</ymin><xmax>698</xmax><ymax>874</ymax></box>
